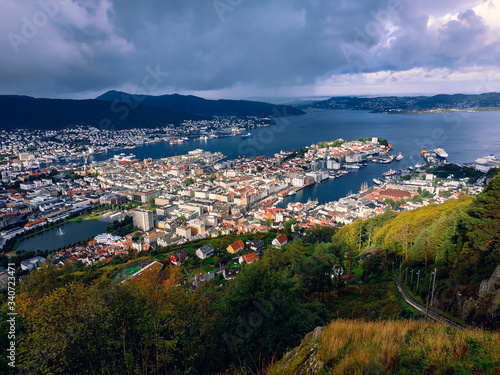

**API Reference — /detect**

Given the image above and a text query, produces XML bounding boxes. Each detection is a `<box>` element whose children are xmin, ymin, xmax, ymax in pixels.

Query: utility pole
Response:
<box><xmin>416</xmin><ymin>269</ymin><xmax>420</xmax><ymax>290</ymax></box>
<box><xmin>410</xmin><ymin>268</ymin><xmax>414</xmax><ymax>286</ymax></box>
<box><xmin>426</xmin><ymin>270</ymin><xmax>434</xmax><ymax>319</ymax></box>
<box><xmin>399</xmin><ymin>263</ymin><xmax>402</xmax><ymax>278</ymax></box>
<box><xmin>431</xmin><ymin>267</ymin><xmax>437</xmax><ymax>307</ymax></box>
<box><xmin>405</xmin><ymin>268</ymin><xmax>408</xmax><ymax>283</ymax></box>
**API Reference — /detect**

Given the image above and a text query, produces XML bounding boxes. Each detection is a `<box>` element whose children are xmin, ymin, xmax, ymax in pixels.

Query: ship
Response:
<box><xmin>112</xmin><ymin>153</ymin><xmax>138</xmax><ymax>164</ymax></box>
<box><xmin>241</xmin><ymin>132</ymin><xmax>253</xmax><ymax>139</ymax></box>
<box><xmin>371</xmin><ymin>155</ymin><xmax>394</xmax><ymax>164</ymax></box>
<box><xmin>383</xmin><ymin>169</ymin><xmax>398</xmax><ymax>177</ymax></box>
<box><xmin>344</xmin><ymin>163</ymin><xmax>361</xmax><ymax>169</ymax></box>
<box><xmin>395</xmin><ymin>152</ymin><xmax>404</xmax><ymax>161</ymax></box>
<box><xmin>434</xmin><ymin>147</ymin><xmax>448</xmax><ymax>159</ymax></box>
<box><xmin>421</xmin><ymin>148</ymin><xmax>427</xmax><ymax>157</ymax></box>
<box><xmin>372</xmin><ymin>178</ymin><xmax>383</xmax><ymax>185</ymax></box>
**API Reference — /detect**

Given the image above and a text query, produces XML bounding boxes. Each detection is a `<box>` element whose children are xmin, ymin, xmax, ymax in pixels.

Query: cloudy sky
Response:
<box><xmin>1</xmin><ymin>0</ymin><xmax>499</xmax><ymax>100</ymax></box>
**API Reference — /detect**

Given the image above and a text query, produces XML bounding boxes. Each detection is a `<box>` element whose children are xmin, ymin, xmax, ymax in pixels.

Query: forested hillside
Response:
<box><xmin>333</xmin><ymin>172</ymin><xmax>500</xmax><ymax>328</ymax></box>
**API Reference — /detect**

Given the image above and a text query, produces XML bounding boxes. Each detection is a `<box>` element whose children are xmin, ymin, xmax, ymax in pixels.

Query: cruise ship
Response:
<box><xmin>434</xmin><ymin>147</ymin><xmax>448</xmax><ymax>159</ymax></box>
<box><xmin>475</xmin><ymin>154</ymin><xmax>500</xmax><ymax>172</ymax></box>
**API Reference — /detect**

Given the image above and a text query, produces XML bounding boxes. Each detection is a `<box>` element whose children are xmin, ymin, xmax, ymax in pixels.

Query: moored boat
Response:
<box><xmin>434</xmin><ymin>147</ymin><xmax>448</xmax><ymax>159</ymax></box>
<box><xmin>383</xmin><ymin>169</ymin><xmax>398</xmax><ymax>177</ymax></box>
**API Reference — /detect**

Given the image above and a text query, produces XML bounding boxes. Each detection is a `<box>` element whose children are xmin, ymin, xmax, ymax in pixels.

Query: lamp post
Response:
<box><xmin>416</xmin><ymin>269</ymin><xmax>420</xmax><ymax>290</ymax></box>
<box><xmin>431</xmin><ymin>267</ymin><xmax>437</xmax><ymax>306</ymax></box>
<box><xmin>405</xmin><ymin>268</ymin><xmax>408</xmax><ymax>283</ymax></box>
<box><xmin>426</xmin><ymin>270</ymin><xmax>434</xmax><ymax>319</ymax></box>
<box><xmin>410</xmin><ymin>268</ymin><xmax>414</xmax><ymax>286</ymax></box>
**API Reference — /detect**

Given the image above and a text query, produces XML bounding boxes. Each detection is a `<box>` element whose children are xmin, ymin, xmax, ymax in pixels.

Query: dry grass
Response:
<box><xmin>318</xmin><ymin>320</ymin><xmax>500</xmax><ymax>374</ymax></box>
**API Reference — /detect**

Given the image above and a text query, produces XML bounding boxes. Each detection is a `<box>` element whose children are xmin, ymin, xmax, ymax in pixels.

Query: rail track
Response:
<box><xmin>390</xmin><ymin>274</ymin><xmax>465</xmax><ymax>330</ymax></box>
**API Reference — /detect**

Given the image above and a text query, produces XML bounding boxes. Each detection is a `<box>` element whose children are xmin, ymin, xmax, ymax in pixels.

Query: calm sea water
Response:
<box><xmin>91</xmin><ymin>109</ymin><xmax>500</xmax><ymax>164</ymax></box>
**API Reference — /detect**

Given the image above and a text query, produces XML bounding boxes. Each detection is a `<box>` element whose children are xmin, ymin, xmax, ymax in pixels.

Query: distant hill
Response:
<box><xmin>0</xmin><ymin>92</ymin><xmax>304</xmax><ymax>130</ymax></box>
<box><xmin>311</xmin><ymin>92</ymin><xmax>500</xmax><ymax>112</ymax></box>
<box><xmin>0</xmin><ymin>95</ymin><xmax>208</xmax><ymax>130</ymax></box>
<box><xmin>96</xmin><ymin>90</ymin><xmax>305</xmax><ymax>117</ymax></box>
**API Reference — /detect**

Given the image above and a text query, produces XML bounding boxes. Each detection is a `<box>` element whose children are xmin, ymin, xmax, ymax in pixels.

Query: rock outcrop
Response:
<box><xmin>267</xmin><ymin>327</ymin><xmax>324</xmax><ymax>375</ymax></box>
<box><xmin>457</xmin><ymin>265</ymin><xmax>500</xmax><ymax>329</ymax></box>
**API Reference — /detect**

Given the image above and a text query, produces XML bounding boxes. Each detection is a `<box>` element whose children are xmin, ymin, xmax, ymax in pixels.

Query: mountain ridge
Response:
<box><xmin>96</xmin><ymin>90</ymin><xmax>305</xmax><ymax>117</ymax></box>
<box><xmin>0</xmin><ymin>92</ymin><xmax>304</xmax><ymax>130</ymax></box>
<box><xmin>310</xmin><ymin>92</ymin><xmax>500</xmax><ymax>112</ymax></box>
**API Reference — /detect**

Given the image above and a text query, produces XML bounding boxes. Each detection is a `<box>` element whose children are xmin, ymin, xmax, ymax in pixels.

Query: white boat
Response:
<box><xmin>241</xmin><ymin>132</ymin><xmax>253</xmax><ymax>139</ymax></box>
<box><xmin>396</xmin><ymin>153</ymin><xmax>404</xmax><ymax>161</ymax></box>
<box><xmin>56</xmin><ymin>228</ymin><xmax>64</xmax><ymax>236</ymax></box>
<box><xmin>344</xmin><ymin>163</ymin><xmax>361</xmax><ymax>169</ymax></box>
<box><xmin>434</xmin><ymin>148</ymin><xmax>448</xmax><ymax>159</ymax></box>
<box><xmin>198</xmin><ymin>136</ymin><xmax>208</xmax><ymax>141</ymax></box>
<box><xmin>373</xmin><ymin>178</ymin><xmax>383</xmax><ymax>185</ymax></box>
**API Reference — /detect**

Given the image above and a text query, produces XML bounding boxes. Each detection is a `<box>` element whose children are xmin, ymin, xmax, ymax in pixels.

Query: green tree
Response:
<box><xmin>147</xmin><ymin>196</ymin><xmax>156</xmax><ymax>208</ymax></box>
<box><xmin>283</xmin><ymin>218</ymin><xmax>297</xmax><ymax>233</ymax></box>
<box><xmin>362</xmin><ymin>254</ymin><xmax>384</xmax><ymax>282</ymax></box>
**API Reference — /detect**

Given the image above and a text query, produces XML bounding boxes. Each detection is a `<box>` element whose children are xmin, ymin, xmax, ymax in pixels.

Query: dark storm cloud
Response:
<box><xmin>0</xmin><ymin>0</ymin><xmax>498</xmax><ymax>98</ymax></box>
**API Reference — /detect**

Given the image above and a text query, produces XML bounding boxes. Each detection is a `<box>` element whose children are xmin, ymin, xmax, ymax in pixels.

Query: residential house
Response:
<box><xmin>246</xmin><ymin>239</ymin><xmax>265</xmax><ymax>254</ymax></box>
<box><xmin>196</xmin><ymin>243</ymin><xmax>214</xmax><ymax>259</ymax></box>
<box><xmin>221</xmin><ymin>265</ymin><xmax>241</xmax><ymax>280</ymax></box>
<box><xmin>20</xmin><ymin>256</ymin><xmax>46</xmax><ymax>272</ymax></box>
<box><xmin>192</xmin><ymin>271</ymin><xmax>215</xmax><ymax>287</ymax></box>
<box><xmin>227</xmin><ymin>239</ymin><xmax>244</xmax><ymax>254</ymax></box>
<box><xmin>170</xmin><ymin>249</ymin><xmax>189</xmax><ymax>265</ymax></box>
<box><xmin>272</xmin><ymin>233</ymin><xmax>288</xmax><ymax>247</ymax></box>
<box><xmin>239</xmin><ymin>251</ymin><xmax>258</xmax><ymax>264</ymax></box>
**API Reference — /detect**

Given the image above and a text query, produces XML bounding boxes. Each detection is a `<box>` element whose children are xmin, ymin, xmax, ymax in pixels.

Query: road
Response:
<box><xmin>390</xmin><ymin>274</ymin><xmax>465</xmax><ymax>330</ymax></box>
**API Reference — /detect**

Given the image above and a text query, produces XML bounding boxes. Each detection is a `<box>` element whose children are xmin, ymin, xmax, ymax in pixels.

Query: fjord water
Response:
<box><xmin>93</xmin><ymin>109</ymin><xmax>500</xmax><ymax>164</ymax></box>
<box><xmin>91</xmin><ymin>109</ymin><xmax>500</xmax><ymax>205</ymax></box>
